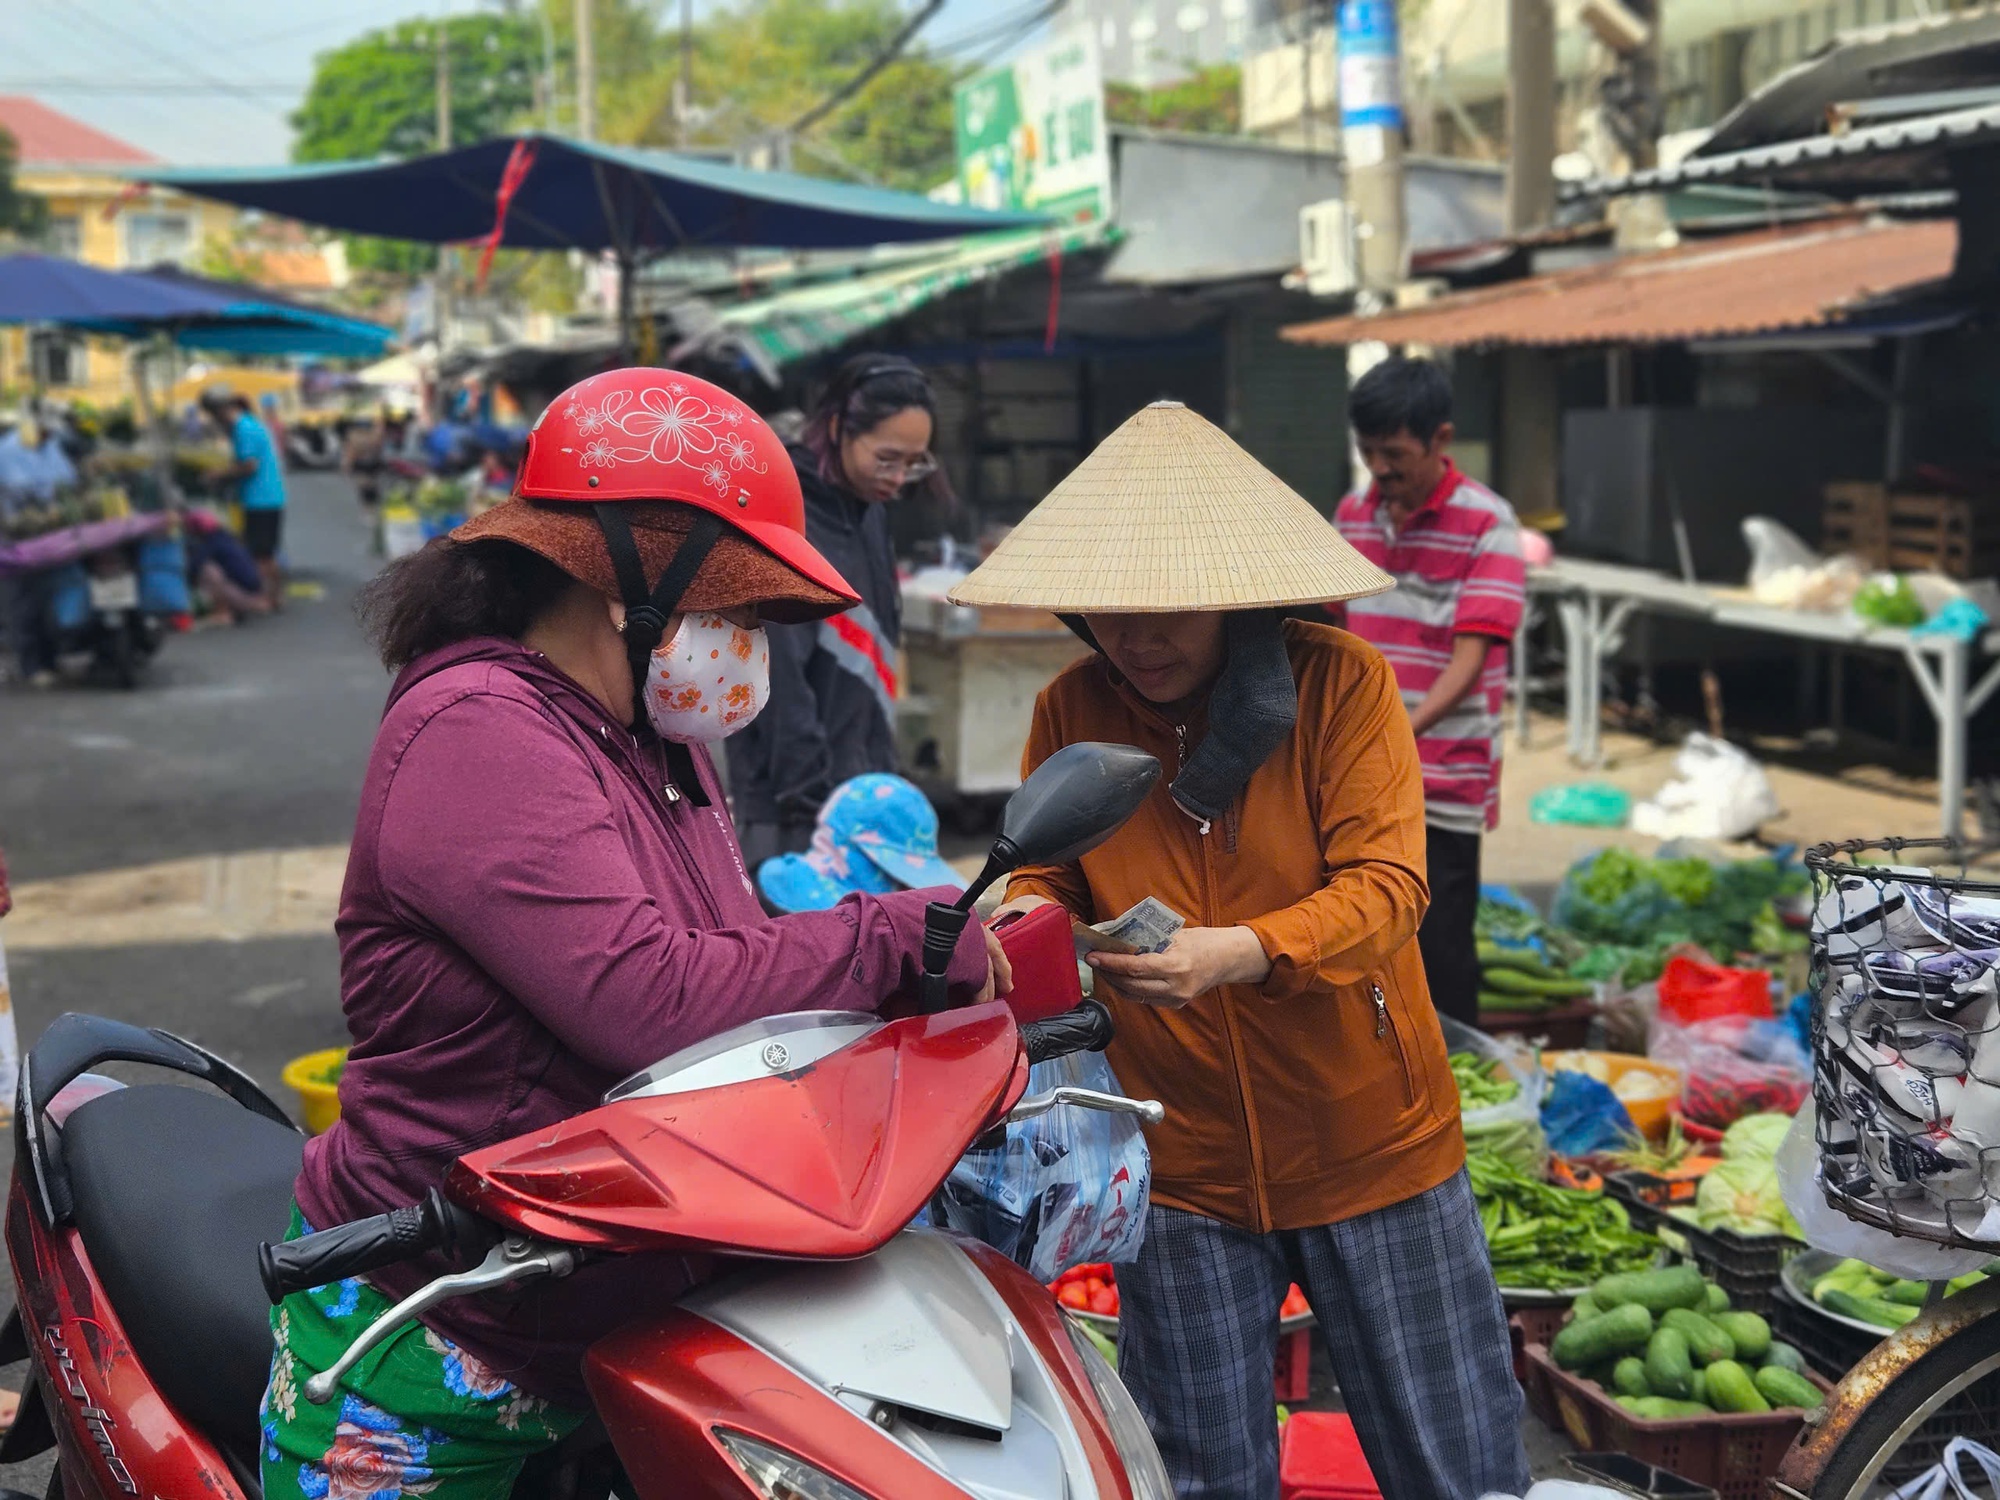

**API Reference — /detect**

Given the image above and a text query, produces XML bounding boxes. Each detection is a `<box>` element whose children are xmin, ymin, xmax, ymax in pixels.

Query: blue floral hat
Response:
<box><xmin>757</xmin><ymin>773</ymin><xmax>965</xmax><ymax>913</ymax></box>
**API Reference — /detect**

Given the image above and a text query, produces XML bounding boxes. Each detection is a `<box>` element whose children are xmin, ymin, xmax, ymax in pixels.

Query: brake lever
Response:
<box><xmin>303</xmin><ymin>1237</ymin><xmax>576</xmax><ymax>1404</ymax></box>
<box><xmin>1006</xmin><ymin>1086</ymin><xmax>1164</xmax><ymax>1126</ymax></box>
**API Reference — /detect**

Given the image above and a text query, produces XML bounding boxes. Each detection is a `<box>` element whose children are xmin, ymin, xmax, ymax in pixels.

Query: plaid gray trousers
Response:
<box><xmin>1115</xmin><ymin>1169</ymin><xmax>1532</xmax><ymax>1500</ymax></box>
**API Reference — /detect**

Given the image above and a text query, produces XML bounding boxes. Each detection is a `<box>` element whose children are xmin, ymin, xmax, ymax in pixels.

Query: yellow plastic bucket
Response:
<box><xmin>282</xmin><ymin>1047</ymin><xmax>348</xmax><ymax>1135</ymax></box>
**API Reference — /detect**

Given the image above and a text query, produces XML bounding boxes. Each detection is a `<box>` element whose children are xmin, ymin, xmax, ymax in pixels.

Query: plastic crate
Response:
<box><xmin>1767</xmin><ymin>1284</ymin><xmax>2000</xmax><ymax>1485</ymax></box>
<box><xmin>1605</xmin><ymin>1176</ymin><xmax>1802</xmax><ymax>1315</ymax></box>
<box><xmin>1479</xmin><ymin>999</ymin><xmax>1594</xmax><ymax>1050</ymax></box>
<box><xmin>1279</xmin><ymin>1412</ymin><xmax>1381</xmax><ymax>1499</ymax></box>
<box><xmin>1567</xmin><ymin>1452</ymin><xmax>1719</xmax><ymax>1499</ymax></box>
<box><xmin>1520</xmin><ymin>1343</ymin><xmax>1827</xmax><ymax>1500</ymax></box>
<box><xmin>1508</xmin><ymin>1304</ymin><xmax>1572</xmax><ymax>1384</ymax></box>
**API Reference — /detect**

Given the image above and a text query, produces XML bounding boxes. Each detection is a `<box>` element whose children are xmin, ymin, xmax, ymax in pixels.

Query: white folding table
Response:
<box><xmin>1522</xmin><ymin>557</ymin><xmax>2000</xmax><ymax>839</ymax></box>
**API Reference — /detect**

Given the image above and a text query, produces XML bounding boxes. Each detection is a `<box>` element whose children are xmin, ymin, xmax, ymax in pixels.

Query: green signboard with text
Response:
<box><xmin>953</xmin><ymin>32</ymin><xmax>1111</xmax><ymax>224</ymax></box>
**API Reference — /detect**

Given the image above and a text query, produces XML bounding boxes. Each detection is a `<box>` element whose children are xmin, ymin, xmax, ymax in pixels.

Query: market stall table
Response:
<box><xmin>897</xmin><ymin>592</ymin><xmax>1088</xmax><ymax>803</ymax></box>
<box><xmin>0</xmin><ymin>512</ymin><xmax>170</xmax><ymax>575</ymax></box>
<box><xmin>1525</xmin><ymin>556</ymin><xmax>2000</xmax><ymax>839</ymax></box>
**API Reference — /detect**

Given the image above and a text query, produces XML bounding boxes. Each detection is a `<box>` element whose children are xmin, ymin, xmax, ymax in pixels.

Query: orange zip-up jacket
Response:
<box><xmin>1006</xmin><ymin>619</ymin><xmax>1466</xmax><ymax>1232</ymax></box>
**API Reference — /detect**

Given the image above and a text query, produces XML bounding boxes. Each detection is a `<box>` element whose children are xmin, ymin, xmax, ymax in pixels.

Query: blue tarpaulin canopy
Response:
<box><xmin>0</xmin><ymin>253</ymin><xmax>395</xmax><ymax>359</ymax></box>
<box><xmin>135</xmin><ymin>134</ymin><xmax>1048</xmax><ymax>259</ymax></box>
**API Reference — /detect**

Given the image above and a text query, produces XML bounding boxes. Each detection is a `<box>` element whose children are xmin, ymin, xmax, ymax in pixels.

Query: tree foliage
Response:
<box><xmin>1105</xmin><ymin>64</ymin><xmax>1240</xmax><ymax>137</ymax></box>
<box><xmin>608</xmin><ymin>0</ymin><xmax>959</xmax><ymax>191</ymax></box>
<box><xmin>0</xmin><ymin>129</ymin><xmax>49</xmax><ymax>244</ymax></box>
<box><xmin>292</xmin><ymin>13</ymin><xmax>544</xmax><ymax>162</ymax></box>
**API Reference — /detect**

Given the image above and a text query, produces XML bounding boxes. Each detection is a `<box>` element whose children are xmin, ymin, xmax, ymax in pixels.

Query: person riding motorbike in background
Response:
<box><xmin>726</xmin><ymin>355</ymin><xmax>948</xmax><ymax>875</ymax></box>
<box><xmin>259</xmin><ymin>370</ymin><xmax>1006</xmax><ymax>1500</ymax></box>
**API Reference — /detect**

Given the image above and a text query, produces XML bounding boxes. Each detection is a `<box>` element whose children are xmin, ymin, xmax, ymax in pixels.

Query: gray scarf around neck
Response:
<box><xmin>1062</xmin><ymin>609</ymin><xmax>1299</xmax><ymax>826</ymax></box>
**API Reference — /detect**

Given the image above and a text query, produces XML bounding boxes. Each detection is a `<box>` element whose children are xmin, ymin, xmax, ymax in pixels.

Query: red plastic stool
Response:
<box><xmin>1272</xmin><ymin>1326</ymin><xmax>1312</xmax><ymax>1403</ymax></box>
<box><xmin>1278</xmin><ymin>1412</ymin><xmax>1381</xmax><ymax>1500</ymax></box>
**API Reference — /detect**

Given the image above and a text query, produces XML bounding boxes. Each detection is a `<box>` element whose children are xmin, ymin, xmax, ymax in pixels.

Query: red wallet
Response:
<box><xmin>991</xmin><ymin>903</ymin><xmax>1084</xmax><ymax>1024</ymax></box>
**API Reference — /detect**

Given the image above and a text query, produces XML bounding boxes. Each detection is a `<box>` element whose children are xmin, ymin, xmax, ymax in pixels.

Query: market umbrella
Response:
<box><xmin>104</xmin><ymin>265</ymin><xmax>394</xmax><ymax>360</ymax></box>
<box><xmin>0</xmin><ymin>253</ymin><xmax>224</xmax><ymax>324</ymax></box>
<box><xmin>136</xmin><ymin>133</ymin><xmax>1051</xmax><ymax>348</ymax></box>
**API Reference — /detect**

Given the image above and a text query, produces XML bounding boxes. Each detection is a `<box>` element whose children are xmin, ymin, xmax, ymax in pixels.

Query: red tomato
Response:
<box><xmin>1057</xmin><ymin>1284</ymin><xmax>1090</xmax><ymax>1310</ymax></box>
<box><xmin>1084</xmin><ymin>1277</ymin><xmax>1107</xmax><ymax>1300</ymax></box>
<box><xmin>1280</xmin><ymin>1285</ymin><xmax>1310</xmax><ymax>1318</ymax></box>
<box><xmin>1088</xmin><ymin>1288</ymin><xmax>1118</xmax><ymax>1316</ymax></box>
<box><xmin>1076</xmin><ymin>1263</ymin><xmax>1113</xmax><ymax>1281</ymax></box>
<box><xmin>1106</xmin><ymin>1287</ymin><xmax>1121</xmax><ymax>1315</ymax></box>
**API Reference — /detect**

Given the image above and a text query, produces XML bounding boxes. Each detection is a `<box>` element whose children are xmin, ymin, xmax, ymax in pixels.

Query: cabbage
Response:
<box><xmin>1721</xmin><ymin>1112</ymin><xmax>1793</xmax><ymax>1163</ymax></box>
<box><xmin>1692</xmin><ymin>1156</ymin><xmax>1800</xmax><ymax>1238</ymax></box>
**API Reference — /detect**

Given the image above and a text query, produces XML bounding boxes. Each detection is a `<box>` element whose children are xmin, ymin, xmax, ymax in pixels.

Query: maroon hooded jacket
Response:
<box><xmin>297</xmin><ymin>638</ymin><xmax>986</xmax><ymax>1404</ymax></box>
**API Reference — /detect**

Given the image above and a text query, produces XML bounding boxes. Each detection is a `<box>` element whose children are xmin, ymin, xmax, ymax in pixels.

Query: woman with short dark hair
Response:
<box><xmin>726</xmin><ymin>354</ymin><xmax>949</xmax><ymax>874</ymax></box>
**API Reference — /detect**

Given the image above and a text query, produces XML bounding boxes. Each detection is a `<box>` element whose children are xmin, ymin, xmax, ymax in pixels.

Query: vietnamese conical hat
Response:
<box><xmin>948</xmin><ymin>402</ymin><xmax>1393</xmax><ymax>613</ymax></box>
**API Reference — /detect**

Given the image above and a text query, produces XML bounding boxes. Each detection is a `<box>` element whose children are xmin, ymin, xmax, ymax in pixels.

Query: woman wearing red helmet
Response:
<box><xmin>258</xmin><ymin>371</ymin><xmax>1007</xmax><ymax>1500</ymax></box>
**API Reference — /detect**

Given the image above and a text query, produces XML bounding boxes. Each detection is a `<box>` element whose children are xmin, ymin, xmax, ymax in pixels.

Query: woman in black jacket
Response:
<box><xmin>727</xmin><ymin>355</ymin><xmax>947</xmax><ymax>870</ymax></box>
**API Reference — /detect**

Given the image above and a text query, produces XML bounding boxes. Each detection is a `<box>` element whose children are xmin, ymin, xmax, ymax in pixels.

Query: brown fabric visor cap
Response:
<box><xmin>452</xmin><ymin>499</ymin><xmax>849</xmax><ymax>625</ymax></box>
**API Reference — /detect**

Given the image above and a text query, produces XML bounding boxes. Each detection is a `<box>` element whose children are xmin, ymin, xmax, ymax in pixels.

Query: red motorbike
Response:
<box><xmin>3</xmin><ymin>742</ymin><xmax>1171</xmax><ymax>1500</ymax></box>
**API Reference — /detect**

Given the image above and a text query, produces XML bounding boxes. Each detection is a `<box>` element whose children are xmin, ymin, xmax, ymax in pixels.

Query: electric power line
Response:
<box><xmin>931</xmin><ymin>0</ymin><xmax>1070</xmax><ymax>57</ymax></box>
<box><xmin>57</xmin><ymin>0</ymin><xmax>292</xmax><ymax>121</ymax></box>
<box><xmin>788</xmin><ymin>0</ymin><xmax>947</xmax><ymax>133</ymax></box>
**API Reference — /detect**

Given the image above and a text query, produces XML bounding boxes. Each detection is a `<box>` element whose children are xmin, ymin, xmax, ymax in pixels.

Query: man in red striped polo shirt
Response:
<box><xmin>1332</xmin><ymin>357</ymin><xmax>1526</xmax><ymax>1027</ymax></box>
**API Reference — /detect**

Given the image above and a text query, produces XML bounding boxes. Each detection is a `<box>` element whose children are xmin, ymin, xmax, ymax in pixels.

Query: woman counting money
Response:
<box><xmin>970</xmin><ymin>402</ymin><xmax>1529</xmax><ymax>1500</ymax></box>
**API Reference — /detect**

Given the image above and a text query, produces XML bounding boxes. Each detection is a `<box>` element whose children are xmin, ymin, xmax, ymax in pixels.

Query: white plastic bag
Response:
<box><xmin>1477</xmin><ymin>1484</ymin><xmax>1632</xmax><ymax>1500</ymax></box>
<box><xmin>1743</xmin><ymin>517</ymin><xmax>1865</xmax><ymax>611</ymax></box>
<box><xmin>1777</xmin><ymin>1104</ymin><xmax>1992</xmax><ymax>1280</ymax></box>
<box><xmin>1630</xmin><ymin>733</ymin><xmax>1780</xmax><ymax>841</ymax></box>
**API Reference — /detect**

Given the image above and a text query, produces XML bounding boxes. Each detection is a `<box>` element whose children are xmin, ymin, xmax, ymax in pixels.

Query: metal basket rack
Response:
<box><xmin>1804</xmin><ymin>837</ymin><xmax>2000</xmax><ymax>1252</ymax></box>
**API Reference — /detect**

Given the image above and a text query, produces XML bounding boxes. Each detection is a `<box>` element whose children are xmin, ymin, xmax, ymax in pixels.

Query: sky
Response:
<box><xmin>5</xmin><ymin>0</ymin><xmax>1024</xmax><ymax>167</ymax></box>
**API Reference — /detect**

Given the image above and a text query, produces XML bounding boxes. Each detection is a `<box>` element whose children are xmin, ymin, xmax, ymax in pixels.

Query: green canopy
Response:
<box><xmin>695</xmin><ymin>221</ymin><xmax>1115</xmax><ymax>368</ymax></box>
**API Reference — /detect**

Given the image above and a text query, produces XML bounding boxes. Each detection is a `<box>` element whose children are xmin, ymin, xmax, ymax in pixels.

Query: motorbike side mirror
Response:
<box><xmin>958</xmin><ymin>742</ymin><xmax>1162</xmax><ymax>911</ymax></box>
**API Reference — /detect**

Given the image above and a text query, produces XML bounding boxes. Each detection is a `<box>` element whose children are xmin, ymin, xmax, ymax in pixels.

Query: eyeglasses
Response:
<box><xmin>867</xmin><ymin>450</ymin><xmax>937</xmax><ymax>484</ymax></box>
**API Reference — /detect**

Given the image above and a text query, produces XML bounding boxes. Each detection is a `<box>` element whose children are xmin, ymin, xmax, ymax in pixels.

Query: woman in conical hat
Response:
<box><xmin>958</xmin><ymin>402</ymin><xmax>1530</xmax><ymax>1500</ymax></box>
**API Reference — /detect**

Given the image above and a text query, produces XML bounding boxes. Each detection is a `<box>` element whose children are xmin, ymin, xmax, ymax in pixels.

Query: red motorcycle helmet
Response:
<box><xmin>511</xmin><ymin>368</ymin><xmax>855</xmax><ymax>610</ymax></box>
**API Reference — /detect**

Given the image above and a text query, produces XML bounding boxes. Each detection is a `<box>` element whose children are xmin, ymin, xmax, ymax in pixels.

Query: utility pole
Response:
<box><xmin>678</xmin><ymin>0</ymin><xmax>694</xmax><ymax>146</ymax></box>
<box><xmin>435</xmin><ymin>12</ymin><xmax>453</xmax><ymax>150</ymax></box>
<box><xmin>1338</xmin><ymin>0</ymin><xmax>1405</xmax><ymax>303</ymax></box>
<box><xmin>575</xmin><ymin>0</ymin><xmax>598</xmax><ymax>141</ymax></box>
<box><xmin>1337</xmin><ymin>0</ymin><xmax>1407</xmax><ymax>491</ymax></box>
<box><xmin>1500</xmin><ymin>0</ymin><xmax>1560</xmax><ymax>525</ymax></box>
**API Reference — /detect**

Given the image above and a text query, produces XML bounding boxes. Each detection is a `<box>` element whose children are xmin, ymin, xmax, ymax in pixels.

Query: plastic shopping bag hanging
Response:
<box><xmin>936</xmin><ymin>1048</ymin><xmax>1151</xmax><ymax>1283</ymax></box>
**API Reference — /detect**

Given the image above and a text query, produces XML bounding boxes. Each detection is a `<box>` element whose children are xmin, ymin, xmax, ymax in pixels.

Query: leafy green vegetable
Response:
<box><xmin>1450</xmin><ymin>1051</ymin><xmax>1522</xmax><ymax>1109</ymax></box>
<box><xmin>1679</xmin><ymin>1157</ymin><xmax>1800</xmax><ymax>1239</ymax></box>
<box><xmin>1720</xmin><ymin>1113</ymin><xmax>1792</xmax><ymax>1163</ymax></box>
<box><xmin>1467</xmin><ymin>1150</ymin><xmax>1660</xmax><ymax>1291</ymax></box>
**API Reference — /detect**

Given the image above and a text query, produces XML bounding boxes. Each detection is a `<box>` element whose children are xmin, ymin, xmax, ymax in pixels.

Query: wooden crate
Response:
<box><xmin>1821</xmin><ymin>480</ymin><xmax>1888</xmax><ymax>566</ymax></box>
<box><xmin>1884</xmin><ymin>491</ymin><xmax>2000</xmax><ymax>579</ymax></box>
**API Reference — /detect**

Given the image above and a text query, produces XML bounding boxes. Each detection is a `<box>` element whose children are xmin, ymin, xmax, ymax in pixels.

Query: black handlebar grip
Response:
<box><xmin>258</xmin><ymin>1189</ymin><xmax>490</xmax><ymax>1304</ymax></box>
<box><xmin>1020</xmin><ymin>1000</ymin><xmax>1117</xmax><ymax>1065</ymax></box>
<box><xmin>920</xmin><ymin>900</ymin><xmax>974</xmax><ymax>1014</ymax></box>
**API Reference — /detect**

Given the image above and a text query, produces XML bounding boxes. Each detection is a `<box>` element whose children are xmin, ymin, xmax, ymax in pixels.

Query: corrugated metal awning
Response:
<box><xmin>1281</xmin><ymin>217</ymin><xmax>1957</xmax><ymax>350</ymax></box>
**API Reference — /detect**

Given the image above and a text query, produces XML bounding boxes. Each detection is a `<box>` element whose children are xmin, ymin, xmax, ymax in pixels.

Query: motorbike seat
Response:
<box><xmin>63</xmin><ymin>1083</ymin><xmax>303</xmax><ymax>1469</ymax></box>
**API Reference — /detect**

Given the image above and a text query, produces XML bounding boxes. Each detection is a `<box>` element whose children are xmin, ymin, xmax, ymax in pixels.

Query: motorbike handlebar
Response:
<box><xmin>1019</xmin><ymin>1000</ymin><xmax>1116</xmax><ymax>1065</ymax></box>
<box><xmin>258</xmin><ymin>1189</ymin><xmax>496</xmax><ymax>1304</ymax></box>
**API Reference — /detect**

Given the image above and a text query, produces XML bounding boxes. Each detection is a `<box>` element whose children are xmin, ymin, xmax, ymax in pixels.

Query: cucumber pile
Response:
<box><xmin>1809</xmin><ymin>1257</ymin><xmax>1994</xmax><ymax>1329</ymax></box>
<box><xmin>1479</xmin><ymin>943</ymin><xmax>1594</xmax><ymax>1016</ymax></box>
<box><xmin>1550</xmin><ymin>1264</ymin><xmax>1821</xmax><ymax>1418</ymax></box>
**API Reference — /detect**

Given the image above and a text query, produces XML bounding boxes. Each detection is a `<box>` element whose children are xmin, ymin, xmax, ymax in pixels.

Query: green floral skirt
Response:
<box><xmin>260</xmin><ymin>1205</ymin><xmax>586</xmax><ymax>1500</ymax></box>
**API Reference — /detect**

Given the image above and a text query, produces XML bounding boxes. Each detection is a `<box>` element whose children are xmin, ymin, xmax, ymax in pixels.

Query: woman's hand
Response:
<box><xmin>1087</xmin><ymin>926</ymin><xmax>1271</xmax><ymax>1009</ymax></box>
<box><xmin>973</xmin><ymin>921</ymin><xmax>1016</xmax><ymax>1005</ymax></box>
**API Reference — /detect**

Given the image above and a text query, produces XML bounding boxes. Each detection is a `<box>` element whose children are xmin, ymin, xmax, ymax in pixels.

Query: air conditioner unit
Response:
<box><xmin>1299</xmin><ymin>199</ymin><xmax>1356</xmax><ymax>298</ymax></box>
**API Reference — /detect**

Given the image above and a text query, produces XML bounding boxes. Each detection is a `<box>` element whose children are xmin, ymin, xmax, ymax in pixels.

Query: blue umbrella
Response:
<box><xmin>0</xmin><ymin>253</ymin><xmax>223</xmax><ymax>324</ymax></box>
<box><xmin>0</xmin><ymin>254</ymin><xmax>394</xmax><ymax>359</ymax></box>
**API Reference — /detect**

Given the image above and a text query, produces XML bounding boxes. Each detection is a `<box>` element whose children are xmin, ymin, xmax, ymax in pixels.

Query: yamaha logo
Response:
<box><xmin>761</xmin><ymin>1042</ymin><xmax>790</xmax><ymax>1071</ymax></box>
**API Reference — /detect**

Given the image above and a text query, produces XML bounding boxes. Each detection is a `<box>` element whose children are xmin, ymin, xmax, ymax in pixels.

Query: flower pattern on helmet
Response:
<box><xmin>579</xmin><ymin>438</ymin><xmax>617</xmax><ymax>468</ymax></box>
<box><xmin>701</xmin><ymin>460</ymin><xmax>730</xmax><ymax>494</ymax></box>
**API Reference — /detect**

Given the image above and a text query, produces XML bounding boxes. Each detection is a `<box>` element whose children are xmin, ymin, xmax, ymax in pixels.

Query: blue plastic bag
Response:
<box><xmin>1541</xmin><ymin>1069</ymin><xmax>1636</xmax><ymax>1157</ymax></box>
<box><xmin>936</xmin><ymin>1049</ymin><xmax>1151</xmax><ymax>1281</ymax></box>
<box><xmin>136</xmin><ymin>536</ymin><xmax>191</xmax><ymax>614</ymax></box>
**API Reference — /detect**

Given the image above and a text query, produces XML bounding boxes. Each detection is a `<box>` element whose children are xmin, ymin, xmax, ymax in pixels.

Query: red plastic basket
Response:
<box><xmin>1280</xmin><ymin>1412</ymin><xmax>1381</xmax><ymax>1500</ymax></box>
<box><xmin>1520</xmin><ymin>1344</ymin><xmax>1829</xmax><ymax>1500</ymax></box>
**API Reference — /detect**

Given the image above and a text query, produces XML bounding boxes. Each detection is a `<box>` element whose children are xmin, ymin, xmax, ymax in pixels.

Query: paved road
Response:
<box><xmin>0</xmin><ymin>474</ymin><xmax>381</xmax><ymax>1495</ymax></box>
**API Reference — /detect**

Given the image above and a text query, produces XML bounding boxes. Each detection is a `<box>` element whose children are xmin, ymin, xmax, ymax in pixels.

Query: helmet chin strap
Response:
<box><xmin>594</xmin><ymin>505</ymin><xmax>726</xmax><ymax>807</ymax></box>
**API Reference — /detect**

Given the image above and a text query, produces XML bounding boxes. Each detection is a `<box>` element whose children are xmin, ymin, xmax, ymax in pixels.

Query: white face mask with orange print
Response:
<box><xmin>643</xmin><ymin>613</ymin><xmax>772</xmax><ymax>744</ymax></box>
